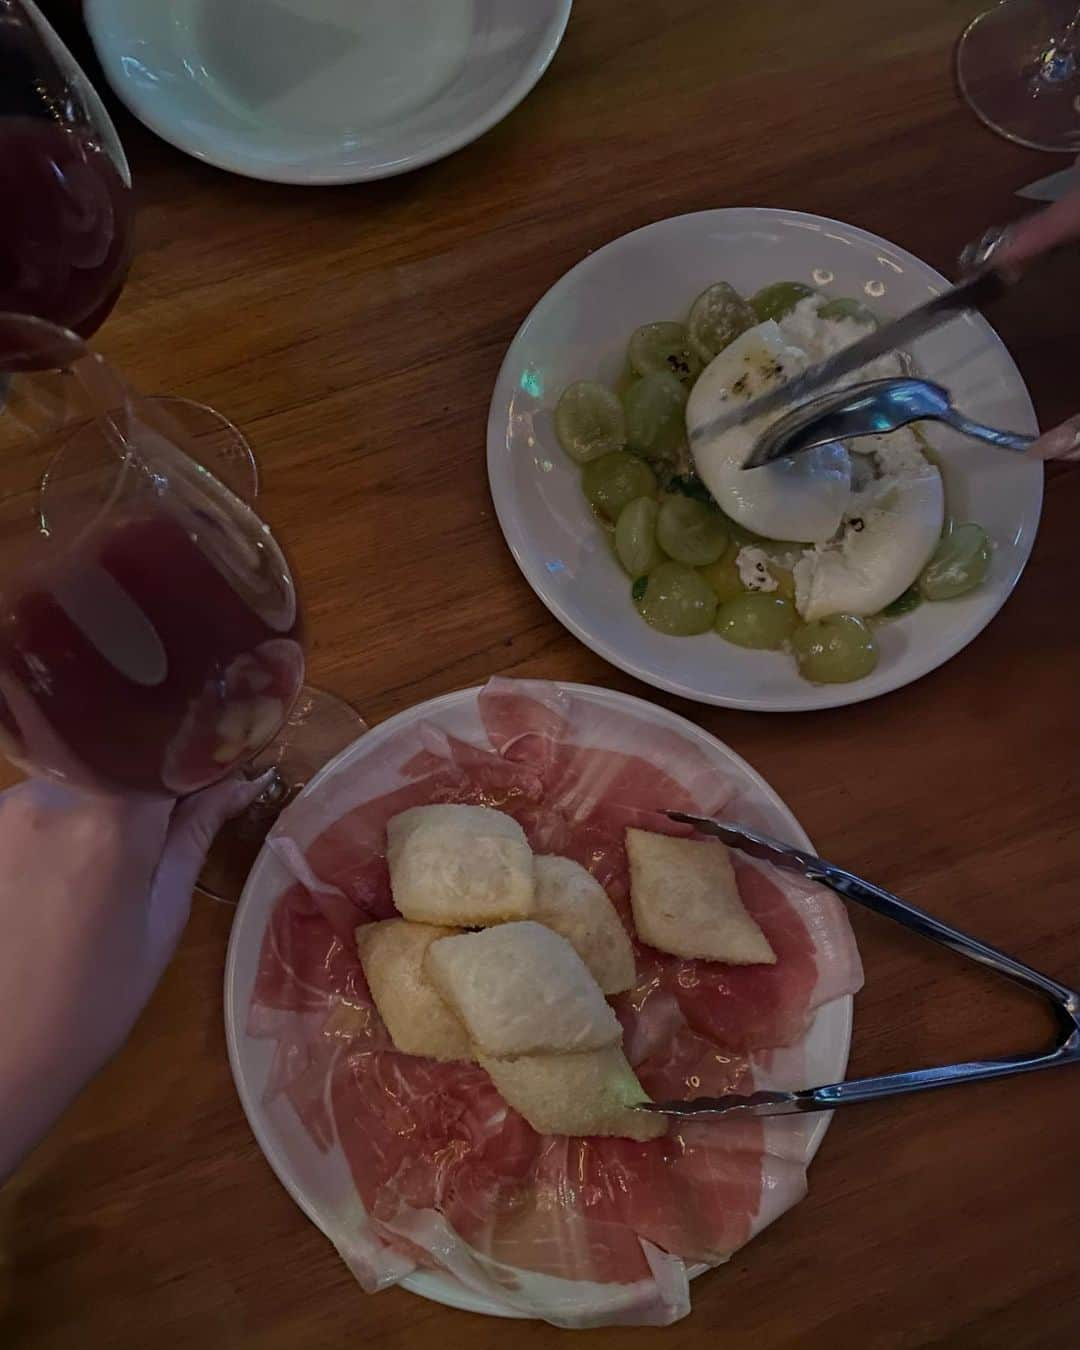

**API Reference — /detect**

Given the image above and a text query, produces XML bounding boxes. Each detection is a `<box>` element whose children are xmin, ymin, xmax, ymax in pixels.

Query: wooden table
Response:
<box><xmin>4</xmin><ymin>2</ymin><xmax>1079</xmax><ymax>1346</ymax></box>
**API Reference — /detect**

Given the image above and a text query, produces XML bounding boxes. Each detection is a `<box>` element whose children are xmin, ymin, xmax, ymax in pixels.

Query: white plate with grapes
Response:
<box><xmin>486</xmin><ymin>208</ymin><xmax>1042</xmax><ymax>711</ymax></box>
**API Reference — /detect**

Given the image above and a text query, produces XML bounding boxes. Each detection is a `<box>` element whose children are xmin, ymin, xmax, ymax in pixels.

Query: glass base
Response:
<box><xmin>957</xmin><ymin>0</ymin><xmax>1080</xmax><ymax>153</ymax></box>
<box><xmin>143</xmin><ymin>396</ymin><xmax>259</xmax><ymax>501</ymax></box>
<box><xmin>197</xmin><ymin>686</ymin><xmax>367</xmax><ymax>903</ymax></box>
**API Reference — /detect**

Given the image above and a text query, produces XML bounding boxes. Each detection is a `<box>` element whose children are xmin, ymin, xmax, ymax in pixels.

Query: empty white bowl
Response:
<box><xmin>85</xmin><ymin>0</ymin><xmax>572</xmax><ymax>183</ymax></box>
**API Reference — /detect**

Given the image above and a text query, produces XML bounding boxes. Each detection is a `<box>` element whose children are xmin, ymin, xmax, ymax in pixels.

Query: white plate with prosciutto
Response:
<box><xmin>225</xmin><ymin>678</ymin><xmax>863</xmax><ymax>1328</ymax></box>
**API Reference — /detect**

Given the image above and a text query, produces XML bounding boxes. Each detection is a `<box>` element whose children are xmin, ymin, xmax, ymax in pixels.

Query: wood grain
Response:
<box><xmin>4</xmin><ymin>1</ymin><xmax>1079</xmax><ymax>1346</ymax></box>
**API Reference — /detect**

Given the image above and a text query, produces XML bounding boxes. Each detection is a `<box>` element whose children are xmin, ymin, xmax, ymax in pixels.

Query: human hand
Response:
<box><xmin>994</xmin><ymin>185</ymin><xmax>1080</xmax><ymax>274</ymax></box>
<box><xmin>991</xmin><ymin>186</ymin><xmax>1080</xmax><ymax>463</ymax></box>
<box><xmin>0</xmin><ymin>773</ymin><xmax>268</xmax><ymax>1180</ymax></box>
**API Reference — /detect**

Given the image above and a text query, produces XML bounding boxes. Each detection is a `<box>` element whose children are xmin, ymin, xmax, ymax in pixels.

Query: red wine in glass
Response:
<box><xmin>0</xmin><ymin>504</ymin><xmax>305</xmax><ymax>795</ymax></box>
<box><xmin>0</xmin><ymin>117</ymin><xmax>133</xmax><ymax>338</ymax></box>
<box><xmin>0</xmin><ymin>1</ymin><xmax>135</xmax><ymax>337</ymax></box>
<box><xmin>1</xmin><ymin>2</ymin><xmax>259</xmax><ymax>502</ymax></box>
<box><xmin>0</xmin><ymin>316</ymin><xmax>364</xmax><ymax>900</ymax></box>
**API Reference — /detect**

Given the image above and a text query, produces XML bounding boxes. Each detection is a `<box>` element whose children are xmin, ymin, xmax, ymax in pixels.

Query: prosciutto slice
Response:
<box><xmin>247</xmin><ymin>678</ymin><xmax>863</xmax><ymax>1326</ymax></box>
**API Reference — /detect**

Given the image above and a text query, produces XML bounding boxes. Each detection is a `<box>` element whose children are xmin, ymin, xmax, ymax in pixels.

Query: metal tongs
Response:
<box><xmin>634</xmin><ymin>815</ymin><xmax>1080</xmax><ymax>1121</ymax></box>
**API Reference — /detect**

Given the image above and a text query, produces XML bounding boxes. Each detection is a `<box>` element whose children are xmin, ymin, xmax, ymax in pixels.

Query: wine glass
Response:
<box><xmin>0</xmin><ymin>0</ymin><xmax>258</xmax><ymax>501</ymax></box>
<box><xmin>0</xmin><ymin>312</ymin><xmax>364</xmax><ymax>899</ymax></box>
<box><xmin>957</xmin><ymin>0</ymin><xmax>1080</xmax><ymax>152</ymax></box>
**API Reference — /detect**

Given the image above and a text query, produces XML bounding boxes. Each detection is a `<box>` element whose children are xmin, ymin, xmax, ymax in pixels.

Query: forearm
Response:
<box><xmin>0</xmin><ymin>775</ymin><xmax>262</xmax><ymax>1181</ymax></box>
<box><xmin>1</xmin><ymin>1056</ymin><xmax>95</xmax><ymax>1182</ymax></box>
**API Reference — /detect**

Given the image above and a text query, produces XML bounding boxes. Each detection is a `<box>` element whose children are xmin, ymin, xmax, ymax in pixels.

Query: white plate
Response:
<box><xmin>225</xmin><ymin>682</ymin><xmax>853</xmax><ymax>1320</ymax></box>
<box><xmin>487</xmin><ymin>209</ymin><xmax>1043</xmax><ymax>711</ymax></box>
<box><xmin>85</xmin><ymin>0</ymin><xmax>572</xmax><ymax>184</ymax></box>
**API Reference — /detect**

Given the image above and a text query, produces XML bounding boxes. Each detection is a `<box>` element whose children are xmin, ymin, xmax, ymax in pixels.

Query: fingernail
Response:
<box><xmin>959</xmin><ymin>224</ymin><xmax>1014</xmax><ymax>274</ymax></box>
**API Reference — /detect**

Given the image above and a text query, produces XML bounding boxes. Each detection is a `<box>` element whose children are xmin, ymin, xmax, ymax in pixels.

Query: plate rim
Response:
<box><xmin>224</xmin><ymin>679</ymin><xmax>853</xmax><ymax>1319</ymax></box>
<box><xmin>84</xmin><ymin>0</ymin><xmax>573</xmax><ymax>185</ymax></box>
<box><xmin>485</xmin><ymin>206</ymin><xmax>1043</xmax><ymax>712</ymax></box>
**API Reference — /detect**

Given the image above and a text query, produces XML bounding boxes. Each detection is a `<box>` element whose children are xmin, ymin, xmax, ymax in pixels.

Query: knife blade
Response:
<box><xmin>687</xmin><ymin>268</ymin><xmax>1008</xmax><ymax>451</ymax></box>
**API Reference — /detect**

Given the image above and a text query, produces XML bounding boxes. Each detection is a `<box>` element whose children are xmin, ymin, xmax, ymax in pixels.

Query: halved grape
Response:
<box><xmin>656</xmin><ymin>494</ymin><xmax>728</xmax><ymax>566</ymax></box>
<box><xmin>554</xmin><ymin>381</ymin><xmax>626</xmax><ymax>464</ymax></box>
<box><xmin>816</xmin><ymin>296</ymin><xmax>878</xmax><ymax>327</ymax></box>
<box><xmin>750</xmin><ymin>281</ymin><xmax>816</xmax><ymax>324</ymax></box>
<box><xmin>622</xmin><ymin>372</ymin><xmax>688</xmax><ymax>459</ymax></box>
<box><xmin>716</xmin><ymin>593</ymin><xmax>799</xmax><ymax>649</ymax></box>
<box><xmin>635</xmin><ymin>562</ymin><xmax>718</xmax><ymax>635</ymax></box>
<box><xmin>615</xmin><ymin>497</ymin><xmax>665</xmax><ymax>577</ymax></box>
<box><xmin>628</xmin><ymin>322</ymin><xmax>703</xmax><ymax>387</ymax></box>
<box><xmin>792</xmin><ymin>615</ymin><xmax>879</xmax><ymax>683</ymax></box>
<box><xmin>582</xmin><ymin>452</ymin><xmax>657</xmax><ymax>522</ymax></box>
<box><xmin>698</xmin><ymin>546</ymin><xmax>745</xmax><ymax>603</ymax></box>
<box><xmin>918</xmin><ymin>523</ymin><xmax>991</xmax><ymax>600</ymax></box>
<box><xmin>687</xmin><ymin>282</ymin><xmax>755</xmax><ymax>363</ymax></box>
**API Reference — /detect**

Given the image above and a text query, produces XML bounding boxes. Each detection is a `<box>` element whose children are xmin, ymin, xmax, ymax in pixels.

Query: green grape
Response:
<box><xmin>635</xmin><ymin>562</ymin><xmax>718</xmax><ymax>635</ymax></box>
<box><xmin>554</xmin><ymin>381</ymin><xmax>626</xmax><ymax>464</ymax></box>
<box><xmin>698</xmin><ymin>546</ymin><xmax>745</xmax><ymax>603</ymax></box>
<box><xmin>615</xmin><ymin>497</ymin><xmax>665</xmax><ymax>577</ymax></box>
<box><xmin>613</xmin><ymin>360</ymin><xmax>639</xmax><ymax>401</ymax></box>
<box><xmin>656</xmin><ymin>494</ymin><xmax>728</xmax><ymax>566</ymax></box>
<box><xmin>582</xmin><ymin>452</ymin><xmax>658</xmax><ymax>522</ymax></box>
<box><xmin>622</xmin><ymin>372</ymin><xmax>688</xmax><ymax>459</ymax></box>
<box><xmin>918</xmin><ymin>523</ymin><xmax>991</xmax><ymax>600</ymax></box>
<box><xmin>750</xmin><ymin>281</ymin><xmax>817</xmax><ymax>324</ymax></box>
<box><xmin>628</xmin><ymin>322</ymin><xmax>703</xmax><ymax>387</ymax></box>
<box><xmin>791</xmin><ymin>615</ymin><xmax>879</xmax><ymax>684</ymax></box>
<box><xmin>715</xmin><ymin>593</ymin><xmax>799</xmax><ymax>649</ymax></box>
<box><xmin>880</xmin><ymin>585</ymin><xmax>922</xmax><ymax>619</ymax></box>
<box><xmin>687</xmin><ymin>282</ymin><xmax>755</xmax><ymax>362</ymax></box>
<box><xmin>816</xmin><ymin>296</ymin><xmax>878</xmax><ymax>327</ymax></box>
